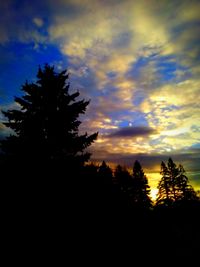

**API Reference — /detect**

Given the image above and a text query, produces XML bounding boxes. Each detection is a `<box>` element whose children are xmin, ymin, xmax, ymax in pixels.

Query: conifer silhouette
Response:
<box><xmin>130</xmin><ymin>160</ymin><xmax>152</xmax><ymax>209</ymax></box>
<box><xmin>156</xmin><ymin>158</ymin><xmax>198</xmax><ymax>206</ymax></box>
<box><xmin>1</xmin><ymin>64</ymin><xmax>98</xmax><ymax>171</ymax></box>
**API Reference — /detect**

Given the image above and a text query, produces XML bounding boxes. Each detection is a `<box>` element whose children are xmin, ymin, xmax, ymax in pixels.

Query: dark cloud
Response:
<box><xmin>108</xmin><ymin>126</ymin><xmax>156</xmax><ymax>138</ymax></box>
<box><xmin>90</xmin><ymin>148</ymin><xmax>200</xmax><ymax>183</ymax></box>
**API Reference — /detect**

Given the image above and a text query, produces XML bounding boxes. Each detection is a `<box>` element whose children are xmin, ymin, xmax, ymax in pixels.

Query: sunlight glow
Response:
<box><xmin>146</xmin><ymin>172</ymin><xmax>161</xmax><ymax>201</ymax></box>
<box><xmin>150</xmin><ymin>188</ymin><xmax>158</xmax><ymax>201</ymax></box>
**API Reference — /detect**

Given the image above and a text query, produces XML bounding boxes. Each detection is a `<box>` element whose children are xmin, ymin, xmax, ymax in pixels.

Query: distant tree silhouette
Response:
<box><xmin>98</xmin><ymin>161</ymin><xmax>113</xmax><ymax>210</ymax></box>
<box><xmin>80</xmin><ymin>163</ymin><xmax>99</xmax><ymax>210</ymax></box>
<box><xmin>98</xmin><ymin>161</ymin><xmax>113</xmax><ymax>186</ymax></box>
<box><xmin>156</xmin><ymin>161</ymin><xmax>173</xmax><ymax>206</ymax></box>
<box><xmin>130</xmin><ymin>160</ymin><xmax>152</xmax><ymax>209</ymax></box>
<box><xmin>83</xmin><ymin>163</ymin><xmax>99</xmax><ymax>180</ymax></box>
<box><xmin>114</xmin><ymin>164</ymin><xmax>131</xmax><ymax>191</ymax></box>
<box><xmin>114</xmin><ymin>164</ymin><xmax>132</xmax><ymax>210</ymax></box>
<box><xmin>1</xmin><ymin>64</ymin><xmax>98</xmax><ymax>171</ymax></box>
<box><xmin>156</xmin><ymin>158</ymin><xmax>198</xmax><ymax>206</ymax></box>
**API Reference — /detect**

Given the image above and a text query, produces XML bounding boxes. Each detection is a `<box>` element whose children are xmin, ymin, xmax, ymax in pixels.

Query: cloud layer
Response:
<box><xmin>108</xmin><ymin>126</ymin><xmax>156</xmax><ymax>138</ymax></box>
<box><xmin>0</xmin><ymin>0</ymin><xmax>200</xmax><ymax>191</ymax></box>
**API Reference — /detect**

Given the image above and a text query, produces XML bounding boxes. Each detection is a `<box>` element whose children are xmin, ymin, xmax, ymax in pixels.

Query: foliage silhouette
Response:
<box><xmin>98</xmin><ymin>160</ymin><xmax>113</xmax><ymax>186</ymax></box>
<box><xmin>130</xmin><ymin>160</ymin><xmax>152</xmax><ymax>209</ymax></box>
<box><xmin>1</xmin><ymin>64</ymin><xmax>98</xmax><ymax>171</ymax></box>
<box><xmin>0</xmin><ymin>65</ymin><xmax>98</xmax><ymax>219</ymax></box>
<box><xmin>114</xmin><ymin>164</ymin><xmax>131</xmax><ymax>191</ymax></box>
<box><xmin>156</xmin><ymin>158</ymin><xmax>198</xmax><ymax>206</ymax></box>
<box><xmin>97</xmin><ymin>161</ymin><xmax>113</xmax><ymax>211</ymax></box>
<box><xmin>113</xmin><ymin>164</ymin><xmax>132</xmax><ymax>211</ymax></box>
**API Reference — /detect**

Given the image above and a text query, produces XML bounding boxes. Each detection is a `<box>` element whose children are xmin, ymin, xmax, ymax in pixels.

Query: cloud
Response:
<box><xmin>33</xmin><ymin>17</ymin><xmax>44</xmax><ymax>27</ymax></box>
<box><xmin>0</xmin><ymin>1</ymin><xmax>47</xmax><ymax>45</ymax></box>
<box><xmin>137</xmin><ymin>77</ymin><xmax>200</xmax><ymax>153</ymax></box>
<box><xmin>108</xmin><ymin>126</ymin><xmax>156</xmax><ymax>138</ymax></box>
<box><xmin>46</xmin><ymin>0</ymin><xmax>200</xmax><ymax>122</ymax></box>
<box><xmin>0</xmin><ymin>0</ymin><xmax>200</xmax><ymax>191</ymax></box>
<box><xmin>0</xmin><ymin>122</ymin><xmax>13</xmax><ymax>139</ymax></box>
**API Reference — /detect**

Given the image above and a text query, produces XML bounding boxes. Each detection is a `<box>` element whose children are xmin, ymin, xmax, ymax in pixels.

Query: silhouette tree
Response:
<box><xmin>80</xmin><ymin>163</ymin><xmax>99</xmax><ymax>211</ymax></box>
<box><xmin>98</xmin><ymin>161</ymin><xmax>113</xmax><ymax>186</ymax></box>
<box><xmin>114</xmin><ymin>164</ymin><xmax>132</xmax><ymax>211</ymax></box>
<box><xmin>1</xmin><ymin>64</ymin><xmax>98</xmax><ymax>172</ymax></box>
<box><xmin>114</xmin><ymin>164</ymin><xmax>131</xmax><ymax>191</ymax></box>
<box><xmin>130</xmin><ymin>160</ymin><xmax>152</xmax><ymax>209</ymax></box>
<box><xmin>156</xmin><ymin>158</ymin><xmax>198</xmax><ymax>206</ymax></box>
<box><xmin>98</xmin><ymin>161</ymin><xmax>113</xmax><ymax>210</ymax></box>
<box><xmin>156</xmin><ymin>161</ymin><xmax>173</xmax><ymax>206</ymax></box>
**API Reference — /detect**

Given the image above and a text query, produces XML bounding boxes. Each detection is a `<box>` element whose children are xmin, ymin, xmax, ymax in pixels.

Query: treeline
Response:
<box><xmin>83</xmin><ymin>158</ymin><xmax>200</xmax><ymax>209</ymax></box>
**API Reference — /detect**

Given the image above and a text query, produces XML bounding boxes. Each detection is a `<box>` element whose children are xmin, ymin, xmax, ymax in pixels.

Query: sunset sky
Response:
<box><xmin>0</xmin><ymin>0</ymin><xmax>200</xmax><ymax>197</ymax></box>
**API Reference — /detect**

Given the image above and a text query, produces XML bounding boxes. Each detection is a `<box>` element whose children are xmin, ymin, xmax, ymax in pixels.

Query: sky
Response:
<box><xmin>0</xmin><ymin>0</ymin><xmax>200</xmax><ymax>197</ymax></box>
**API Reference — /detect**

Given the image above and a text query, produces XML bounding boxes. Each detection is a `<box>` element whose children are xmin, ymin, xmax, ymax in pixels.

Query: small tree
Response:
<box><xmin>98</xmin><ymin>161</ymin><xmax>113</xmax><ymax>209</ymax></box>
<box><xmin>130</xmin><ymin>160</ymin><xmax>152</xmax><ymax>209</ymax></box>
<box><xmin>156</xmin><ymin>161</ymin><xmax>173</xmax><ymax>206</ymax></box>
<box><xmin>114</xmin><ymin>164</ymin><xmax>131</xmax><ymax>191</ymax></box>
<box><xmin>98</xmin><ymin>161</ymin><xmax>113</xmax><ymax>186</ymax></box>
<box><xmin>114</xmin><ymin>164</ymin><xmax>132</xmax><ymax>210</ymax></box>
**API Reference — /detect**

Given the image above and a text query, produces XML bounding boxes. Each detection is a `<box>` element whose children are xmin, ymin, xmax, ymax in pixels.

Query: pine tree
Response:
<box><xmin>98</xmin><ymin>161</ymin><xmax>113</xmax><ymax>209</ymax></box>
<box><xmin>156</xmin><ymin>161</ymin><xmax>173</xmax><ymax>206</ymax></box>
<box><xmin>98</xmin><ymin>161</ymin><xmax>113</xmax><ymax>186</ymax></box>
<box><xmin>130</xmin><ymin>160</ymin><xmax>152</xmax><ymax>209</ymax></box>
<box><xmin>114</xmin><ymin>164</ymin><xmax>131</xmax><ymax>190</ymax></box>
<box><xmin>114</xmin><ymin>164</ymin><xmax>132</xmax><ymax>210</ymax></box>
<box><xmin>1</xmin><ymin>64</ymin><xmax>98</xmax><ymax>172</ymax></box>
<box><xmin>156</xmin><ymin>158</ymin><xmax>198</xmax><ymax>206</ymax></box>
